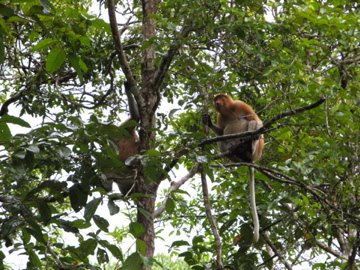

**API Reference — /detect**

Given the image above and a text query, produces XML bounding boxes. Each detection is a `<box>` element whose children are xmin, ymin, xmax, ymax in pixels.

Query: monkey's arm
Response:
<box><xmin>202</xmin><ymin>114</ymin><xmax>223</xmax><ymax>135</ymax></box>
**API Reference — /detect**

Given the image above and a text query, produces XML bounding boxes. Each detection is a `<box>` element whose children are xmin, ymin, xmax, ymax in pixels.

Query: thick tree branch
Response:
<box><xmin>200</xmin><ymin>98</ymin><xmax>326</xmax><ymax>147</ymax></box>
<box><xmin>107</xmin><ymin>0</ymin><xmax>143</xmax><ymax>107</ymax></box>
<box><xmin>200</xmin><ymin>165</ymin><xmax>223</xmax><ymax>270</ymax></box>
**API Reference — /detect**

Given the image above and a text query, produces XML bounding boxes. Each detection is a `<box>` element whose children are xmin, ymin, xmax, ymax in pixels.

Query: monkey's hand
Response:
<box><xmin>202</xmin><ymin>113</ymin><xmax>213</xmax><ymax>127</ymax></box>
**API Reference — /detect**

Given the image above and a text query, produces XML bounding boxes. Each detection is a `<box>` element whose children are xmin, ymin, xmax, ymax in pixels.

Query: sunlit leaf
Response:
<box><xmin>122</xmin><ymin>252</ymin><xmax>143</xmax><ymax>270</ymax></box>
<box><xmin>46</xmin><ymin>47</ymin><xmax>65</xmax><ymax>73</ymax></box>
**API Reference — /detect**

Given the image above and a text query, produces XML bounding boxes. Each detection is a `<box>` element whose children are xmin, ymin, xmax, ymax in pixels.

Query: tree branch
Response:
<box><xmin>200</xmin><ymin>165</ymin><xmax>223</xmax><ymax>270</ymax></box>
<box><xmin>315</xmin><ymin>239</ymin><xmax>345</xmax><ymax>258</ymax></box>
<box><xmin>262</xmin><ymin>232</ymin><xmax>293</xmax><ymax>270</ymax></box>
<box><xmin>217</xmin><ymin>162</ymin><xmax>360</xmax><ymax>227</ymax></box>
<box><xmin>153</xmin><ymin>25</ymin><xmax>193</xmax><ymax>91</ymax></box>
<box><xmin>0</xmin><ymin>89</ymin><xmax>26</xmax><ymax>116</ymax></box>
<box><xmin>107</xmin><ymin>0</ymin><xmax>143</xmax><ymax>107</ymax></box>
<box><xmin>199</xmin><ymin>98</ymin><xmax>326</xmax><ymax>147</ymax></box>
<box><xmin>154</xmin><ymin>163</ymin><xmax>200</xmax><ymax>217</ymax></box>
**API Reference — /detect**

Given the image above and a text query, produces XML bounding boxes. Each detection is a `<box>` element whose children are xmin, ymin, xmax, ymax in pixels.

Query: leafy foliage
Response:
<box><xmin>0</xmin><ymin>0</ymin><xmax>359</xmax><ymax>269</ymax></box>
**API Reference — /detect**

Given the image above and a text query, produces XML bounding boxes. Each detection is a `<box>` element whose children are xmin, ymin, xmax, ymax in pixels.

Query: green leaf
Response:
<box><xmin>108</xmin><ymin>199</ymin><xmax>120</xmax><ymax>215</ymax></box>
<box><xmin>122</xmin><ymin>252</ymin><xmax>143</xmax><ymax>270</ymax></box>
<box><xmin>69</xmin><ymin>54</ymin><xmax>88</xmax><ymax>83</ymax></box>
<box><xmin>46</xmin><ymin>47</ymin><xmax>65</xmax><ymax>73</ymax></box>
<box><xmin>192</xmin><ymin>235</ymin><xmax>204</xmax><ymax>246</ymax></box>
<box><xmin>79</xmin><ymin>238</ymin><xmax>97</xmax><ymax>256</ymax></box>
<box><xmin>0</xmin><ymin>4</ymin><xmax>15</xmax><ymax>17</ymax></box>
<box><xmin>91</xmin><ymin>18</ymin><xmax>111</xmax><ymax>32</ymax></box>
<box><xmin>37</xmin><ymin>201</ymin><xmax>51</xmax><ymax>224</ymax></box>
<box><xmin>97</xmin><ymin>248</ymin><xmax>109</xmax><ymax>264</ymax></box>
<box><xmin>69</xmin><ymin>184</ymin><xmax>88</xmax><ymax>212</ymax></box>
<box><xmin>84</xmin><ymin>198</ymin><xmax>101</xmax><ymax>221</ymax></box>
<box><xmin>21</xmin><ymin>229</ymin><xmax>31</xmax><ymax>244</ymax></box>
<box><xmin>32</xmin><ymin>38</ymin><xmax>56</xmax><ymax>51</ymax></box>
<box><xmin>129</xmin><ymin>222</ymin><xmax>145</xmax><ymax>238</ymax></box>
<box><xmin>28</xmin><ymin>249</ymin><xmax>41</xmax><ymax>267</ymax></box>
<box><xmin>136</xmin><ymin>239</ymin><xmax>146</xmax><ymax>255</ymax></box>
<box><xmin>0</xmin><ymin>122</ymin><xmax>11</xmax><ymax>144</ymax></box>
<box><xmin>26</xmin><ymin>221</ymin><xmax>46</xmax><ymax>243</ymax></box>
<box><xmin>93</xmin><ymin>215</ymin><xmax>109</xmax><ymax>232</ymax></box>
<box><xmin>170</xmin><ymin>240</ymin><xmax>190</xmax><ymax>248</ymax></box>
<box><xmin>99</xmin><ymin>240</ymin><xmax>123</xmax><ymax>260</ymax></box>
<box><xmin>165</xmin><ymin>197</ymin><xmax>175</xmax><ymax>214</ymax></box>
<box><xmin>71</xmin><ymin>219</ymin><xmax>91</xmax><ymax>229</ymax></box>
<box><xmin>0</xmin><ymin>115</ymin><xmax>31</xmax><ymax>128</ymax></box>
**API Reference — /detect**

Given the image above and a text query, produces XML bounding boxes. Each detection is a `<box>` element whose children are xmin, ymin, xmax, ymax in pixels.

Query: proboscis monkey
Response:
<box><xmin>104</xmin><ymin>81</ymin><xmax>140</xmax><ymax>195</ymax></box>
<box><xmin>203</xmin><ymin>94</ymin><xmax>264</xmax><ymax>242</ymax></box>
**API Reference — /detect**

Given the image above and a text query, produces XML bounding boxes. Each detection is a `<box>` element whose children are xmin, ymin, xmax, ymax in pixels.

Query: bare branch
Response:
<box><xmin>154</xmin><ymin>164</ymin><xmax>200</xmax><ymax>217</ymax></box>
<box><xmin>200</xmin><ymin>165</ymin><xmax>223</xmax><ymax>270</ymax></box>
<box><xmin>262</xmin><ymin>232</ymin><xmax>293</xmax><ymax>270</ymax></box>
<box><xmin>315</xmin><ymin>239</ymin><xmax>345</xmax><ymax>258</ymax></box>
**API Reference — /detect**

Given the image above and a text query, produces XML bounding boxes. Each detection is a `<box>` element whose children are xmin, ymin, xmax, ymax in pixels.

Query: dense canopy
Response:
<box><xmin>0</xmin><ymin>0</ymin><xmax>359</xmax><ymax>269</ymax></box>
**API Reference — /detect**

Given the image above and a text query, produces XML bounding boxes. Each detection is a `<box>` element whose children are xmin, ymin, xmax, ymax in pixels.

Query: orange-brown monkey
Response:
<box><xmin>104</xmin><ymin>81</ymin><xmax>140</xmax><ymax>195</ymax></box>
<box><xmin>117</xmin><ymin>81</ymin><xmax>140</xmax><ymax>163</ymax></box>
<box><xmin>203</xmin><ymin>94</ymin><xmax>264</xmax><ymax>242</ymax></box>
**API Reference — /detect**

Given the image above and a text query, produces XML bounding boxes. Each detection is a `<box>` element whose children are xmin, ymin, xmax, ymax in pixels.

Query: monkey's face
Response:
<box><xmin>213</xmin><ymin>94</ymin><xmax>231</xmax><ymax>113</ymax></box>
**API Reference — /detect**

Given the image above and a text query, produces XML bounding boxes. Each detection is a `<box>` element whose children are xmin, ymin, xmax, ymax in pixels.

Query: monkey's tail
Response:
<box><xmin>249</xmin><ymin>166</ymin><xmax>259</xmax><ymax>242</ymax></box>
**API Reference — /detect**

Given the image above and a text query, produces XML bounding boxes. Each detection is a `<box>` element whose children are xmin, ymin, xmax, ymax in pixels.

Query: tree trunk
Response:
<box><xmin>137</xmin><ymin>1</ymin><xmax>160</xmax><ymax>268</ymax></box>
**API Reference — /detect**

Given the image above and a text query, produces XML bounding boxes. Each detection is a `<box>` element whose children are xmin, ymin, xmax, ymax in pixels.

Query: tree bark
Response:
<box><xmin>137</xmin><ymin>1</ymin><xmax>160</xmax><ymax>268</ymax></box>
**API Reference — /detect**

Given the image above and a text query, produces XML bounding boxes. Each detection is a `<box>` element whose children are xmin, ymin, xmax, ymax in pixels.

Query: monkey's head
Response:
<box><xmin>213</xmin><ymin>94</ymin><xmax>233</xmax><ymax>113</ymax></box>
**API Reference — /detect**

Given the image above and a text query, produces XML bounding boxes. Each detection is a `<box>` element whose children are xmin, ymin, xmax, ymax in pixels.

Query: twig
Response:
<box><xmin>200</xmin><ymin>165</ymin><xmax>223</xmax><ymax>269</ymax></box>
<box><xmin>154</xmin><ymin>164</ymin><xmax>200</xmax><ymax>217</ymax></box>
<box><xmin>214</xmin><ymin>162</ymin><xmax>326</xmax><ymax>198</ymax></box>
<box><xmin>153</xmin><ymin>25</ymin><xmax>193</xmax><ymax>91</ymax></box>
<box><xmin>262</xmin><ymin>232</ymin><xmax>293</xmax><ymax>270</ymax></box>
<box><xmin>199</xmin><ymin>98</ymin><xmax>325</xmax><ymax>147</ymax></box>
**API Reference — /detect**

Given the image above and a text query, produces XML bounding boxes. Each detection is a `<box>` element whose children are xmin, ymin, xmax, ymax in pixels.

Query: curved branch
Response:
<box><xmin>200</xmin><ymin>98</ymin><xmax>326</xmax><ymax>147</ymax></box>
<box><xmin>0</xmin><ymin>89</ymin><xmax>26</xmax><ymax>116</ymax></box>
